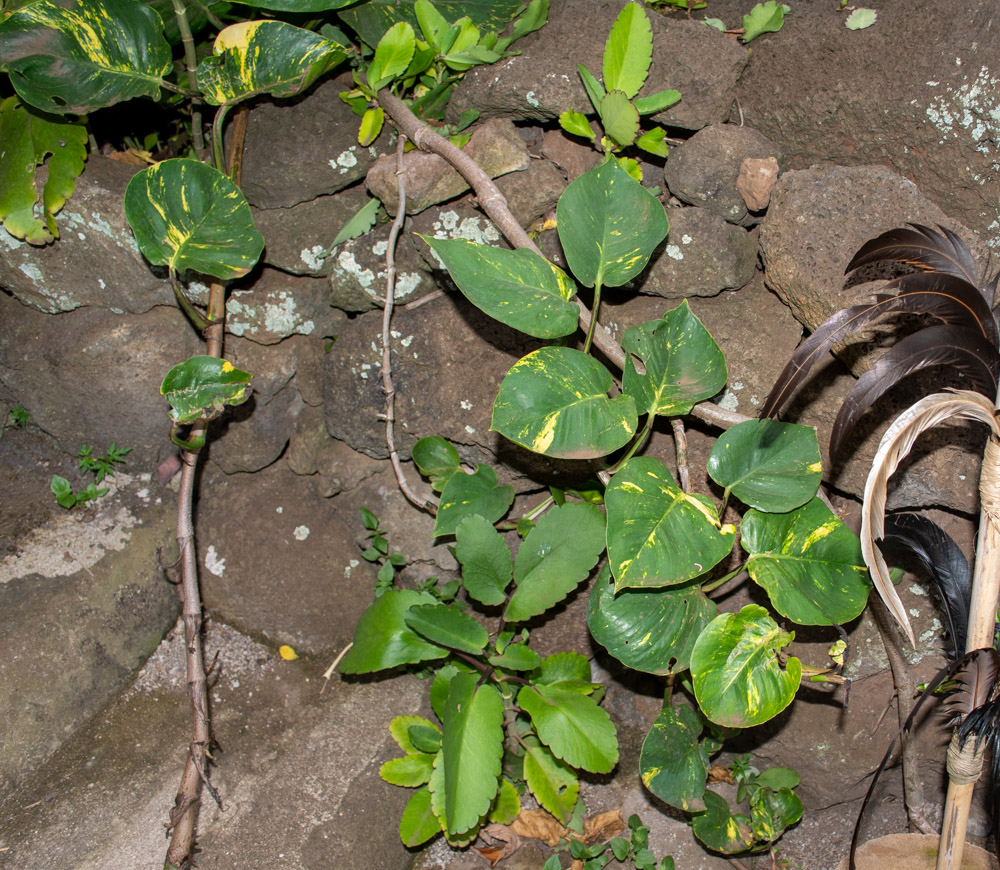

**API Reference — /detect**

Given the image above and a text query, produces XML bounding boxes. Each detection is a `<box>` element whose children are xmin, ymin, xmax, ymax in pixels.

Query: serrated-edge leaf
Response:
<box><xmin>600</xmin><ymin>89</ymin><xmax>641</xmax><ymax>147</ymax></box>
<box><xmin>404</xmin><ymin>603</ymin><xmax>490</xmax><ymax>654</ymax></box>
<box><xmin>369</xmin><ymin>21</ymin><xmax>416</xmax><ymax>89</ymax></box>
<box><xmin>455</xmin><ymin>514</ymin><xmax>513</xmax><ymax>606</ymax></box>
<box><xmin>533</xmin><ymin>650</ymin><xmax>592</xmax><ymax>686</ymax></box>
<box><xmin>518</xmin><ymin>684</ymin><xmax>618</xmax><ymax>773</ymax></box>
<box><xmin>390</xmin><ymin>714</ymin><xmax>440</xmax><ymax>754</ymax></box>
<box><xmin>380</xmin><ymin>752</ymin><xmax>435</xmax><ymax>787</ymax></box>
<box><xmin>489</xmin><ymin>777</ymin><xmax>521</xmax><ymax>824</ymax></box>
<box><xmin>602</xmin><ymin>1</ymin><xmax>652</xmax><ymax>99</ymax></box>
<box><xmin>399</xmin><ymin>785</ymin><xmax>443</xmax><ymax>847</ymax></box>
<box><xmin>441</xmin><ymin>674</ymin><xmax>504</xmax><ymax>835</ymax></box>
<box><xmin>523</xmin><ymin>736</ymin><xmax>580</xmax><ymax>822</ymax></box>
<box><xmin>330</xmin><ymin>196</ymin><xmax>381</xmax><ymax>248</ymax></box>
<box><xmin>434</xmin><ymin>464</ymin><xmax>514</xmax><ymax>537</ymax></box>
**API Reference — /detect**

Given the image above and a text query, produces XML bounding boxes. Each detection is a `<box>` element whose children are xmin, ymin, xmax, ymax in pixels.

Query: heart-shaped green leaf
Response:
<box><xmin>640</xmin><ymin>705</ymin><xmax>709</xmax><ymax>811</ymax></box>
<box><xmin>454</xmin><ymin>514</ymin><xmax>513</xmax><ymax>606</ymax></box>
<box><xmin>587</xmin><ymin>564</ymin><xmax>716</xmax><ymax>674</ymax></box>
<box><xmin>602</xmin><ymin>1</ymin><xmax>652</xmax><ymax>98</ymax></box>
<box><xmin>622</xmin><ymin>300</ymin><xmax>727</xmax><ymax>417</ymax></box>
<box><xmin>742</xmin><ymin>498</ymin><xmax>870</xmax><ymax>626</ymax></box>
<box><xmin>707</xmin><ymin>419</ymin><xmax>822</xmax><ymax>512</ymax></box>
<box><xmin>339</xmin><ymin>589</ymin><xmax>449</xmax><ymax>673</ymax></box>
<box><xmin>505</xmin><ymin>502</ymin><xmax>607</xmax><ymax>623</ymax></box>
<box><xmin>160</xmin><ymin>356</ymin><xmax>252</xmax><ymax>425</ymax></box>
<box><xmin>523</xmin><ymin>735</ymin><xmax>579</xmax><ymax>823</ymax></box>
<box><xmin>124</xmin><ymin>159</ymin><xmax>264</xmax><ymax>279</ymax></box>
<box><xmin>0</xmin><ymin>97</ymin><xmax>87</xmax><ymax>244</ymax></box>
<box><xmin>422</xmin><ymin>237</ymin><xmax>579</xmax><ymax>339</ymax></box>
<box><xmin>606</xmin><ymin>456</ymin><xmax>735</xmax><ymax>590</ymax></box>
<box><xmin>197</xmin><ymin>20</ymin><xmax>347</xmax><ymax>105</ymax></box>
<box><xmin>441</xmin><ymin>674</ymin><xmax>504</xmax><ymax>835</ymax></box>
<box><xmin>404</xmin><ymin>604</ymin><xmax>489</xmax><ymax>654</ymax></box>
<box><xmin>492</xmin><ymin>347</ymin><xmax>637</xmax><ymax>459</ymax></box>
<box><xmin>412</xmin><ymin>436</ymin><xmax>462</xmax><ymax>492</ymax></box>
<box><xmin>434</xmin><ymin>464</ymin><xmax>514</xmax><ymax>537</ymax></box>
<box><xmin>557</xmin><ymin>159</ymin><xmax>669</xmax><ymax>288</ymax></box>
<box><xmin>690</xmin><ymin>604</ymin><xmax>801</xmax><ymax>728</ymax></box>
<box><xmin>692</xmin><ymin>791</ymin><xmax>753</xmax><ymax>854</ymax></box>
<box><xmin>518</xmin><ymin>684</ymin><xmax>618</xmax><ymax>773</ymax></box>
<box><xmin>0</xmin><ymin>0</ymin><xmax>172</xmax><ymax>114</ymax></box>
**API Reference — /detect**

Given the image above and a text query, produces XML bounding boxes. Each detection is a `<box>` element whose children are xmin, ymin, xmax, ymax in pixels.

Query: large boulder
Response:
<box><xmin>732</xmin><ymin>0</ymin><xmax>1000</xmax><ymax>247</ymax></box>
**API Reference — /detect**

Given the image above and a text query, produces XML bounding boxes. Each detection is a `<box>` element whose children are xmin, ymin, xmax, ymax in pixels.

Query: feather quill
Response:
<box><xmin>860</xmin><ymin>390</ymin><xmax>1000</xmax><ymax>646</ymax></box>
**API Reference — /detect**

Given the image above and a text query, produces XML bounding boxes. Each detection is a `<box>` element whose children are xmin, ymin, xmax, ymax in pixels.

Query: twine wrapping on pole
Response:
<box><xmin>945</xmin><ymin>731</ymin><xmax>985</xmax><ymax>786</ymax></box>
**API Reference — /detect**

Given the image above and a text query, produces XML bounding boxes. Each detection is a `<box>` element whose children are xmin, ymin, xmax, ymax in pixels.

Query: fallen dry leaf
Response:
<box><xmin>511</xmin><ymin>809</ymin><xmax>568</xmax><ymax>846</ymax></box>
<box><xmin>582</xmin><ymin>809</ymin><xmax>626</xmax><ymax>843</ymax></box>
<box><xmin>708</xmin><ymin>764</ymin><xmax>735</xmax><ymax>784</ymax></box>
<box><xmin>472</xmin><ymin>823</ymin><xmax>521</xmax><ymax>867</ymax></box>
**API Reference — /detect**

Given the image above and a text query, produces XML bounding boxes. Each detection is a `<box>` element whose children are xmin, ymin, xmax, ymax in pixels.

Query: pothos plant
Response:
<box><xmin>343</xmin><ymin>152</ymin><xmax>871</xmax><ymax>856</ymax></box>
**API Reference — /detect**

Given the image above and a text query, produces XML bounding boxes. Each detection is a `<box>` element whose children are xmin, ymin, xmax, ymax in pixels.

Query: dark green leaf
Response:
<box><xmin>606</xmin><ymin>456</ymin><xmax>735</xmax><ymax>590</ymax></box>
<box><xmin>421</xmin><ymin>237</ymin><xmax>579</xmax><ymax>339</ymax></box>
<box><xmin>339</xmin><ymin>589</ymin><xmax>449</xmax><ymax>673</ymax></box>
<box><xmin>0</xmin><ymin>98</ymin><xmax>87</xmax><ymax>244</ymax></box>
<box><xmin>602</xmin><ymin>1</ymin><xmax>651</xmax><ymax>98</ymax></box>
<box><xmin>409</xmin><ymin>726</ymin><xmax>444</xmax><ymax>754</ymax></box>
<box><xmin>523</xmin><ymin>734</ymin><xmax>579</xmax><ymax>823</ymax></box>
<box><xmin>610</xmin><ymin>837</ymin><xmax>630</xmax><ymax>861</ymax></box>
<box><xmin>399</xmin><ymin>785</ymin><xmax>443</xmax><ymax>847</ymax></box>
<box><xmin>587</xmin><ymin>564</ymin><xmax>716</xmax><ymax>675</ymax></box>
<box><xmin>690</xmin><ymin>605</ymin><xmax>800</xmax><ymax>728</ymax></box>
<box><xmin>755</xmin><ymin>767</ymin><xmax>799</xmax><ymax>791</ymax></box>
<box><xmin>441</xmin><ymin>674</ymin><xmax>504</xmax><ymax>835</ymax></box>
<box><xmin>506</xmin><ymin>502</ymin><xmax>606</xmax><ymax>623</ymax></box>
<box><xmin>124</xmin><ymin>159</ymin><xmax>263</xmax><ymax>279</ymax></box>
<box><xmin>330</xmin><ymin>196</ymin><xmax>381</xmax><ymax>248</ymax></box>
<box><xmin>0</xmin><ymin>0</ymin><xmax>171</xmax><ymax>114</ymax></box>
<box><xmin>742</xmin><ymin>498</ymin><xmax>870</xmax><ymax>626</ymax></box>
<box><xmin>532</xmin><ymin>651</ymin><xmax>592</xmax><ymax>686</ymax></box>
<box><xmin>454</xmin><ymin>514</ymin><xmax>513</xmax><ymax>606</ymax></box>
<box><xmin>239</xmin><ymin>0</ymin><xmax>358</xmax><ymax>10</ymax></box>
<box><xmin>434</xmin><ymin>464</ymin><xmax>514</xmax><ymax>537</ymax></box>
<box><xmin>492</xmin><ymin>347</ymin><xmax>637</xmax><ymax>459</ymax></box>
<box><xmin>622</xmin><ymin>300</ymin><xmax>727</xmax><ymax>417</ymax></box>
<box><xmin>389</xmin><ymin>714</ymin><xmax>439</xmax><ymax>754</ymax></box>
<box><xmin>633</xmin><ymin>88</ymin><xmax>682</xmax><ymax>115</ymax></box>
<box><xmin>518</xmin><ymin>684</ymin><xmax>618</xmax><ymax>773</ymax></box>
<box><xmin>197</xmin><ymin>21</ymin><xmax>347</xmax><ymax>105</ymax></box>
<box><xmin>488</xmin><ymin>643</ymin><xmax>541</xmax><ymax>671</ymax></box>
<box><xmin>430</xmin><ymin>663</ymin><xmax>461</xmax><ymax>720</ymax></box>
<box><xmin>707</xmin><ymin>419</ymin><xmax>822</xmax><ymax>512</ymax></box>
<box><xmin>412</xmin><ymin>436</ymin><xmax>462</xmax><ymax>492</ymax></box>
<box><xmin>691</xmin><ymin>791</ymin><xmax>753</xmax><ymax>854</ymax></box>
<box><xmin>640</xmin><ymin>705</ymin><xmax>708</xmax><ymax>811</ymax></box>
<box><xmin>160</xmin><ymin>356</ymin><xmax>252</xmax><ymax>425</ymax></box>
<box><xmin>341</xmin><ymin>0</ymin><xmax>524</xmax><ymax>50</ymax></box>
<box><xmin>557</xmin><ymin>159</ymin><xmax>669</xmax><ymax>288</ymax></box>
<box><xmin>404</xmin><ymin>604</ymin><xmax>489</xmax><ymax>654</ymax></box>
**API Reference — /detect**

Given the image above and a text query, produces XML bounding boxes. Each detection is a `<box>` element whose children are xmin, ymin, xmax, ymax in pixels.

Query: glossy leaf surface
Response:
<box><xmin>160</xmin><ymin>356</ymin><xmax>252</xmax><ymax>425</ymax></box>
<box><xmin>742</xmin><ymin>498</ymin><xmax>869</xmax><ymax>626</ymax></box>
<box><xmin>339</xmin><ymin>589</ymin><xmax>448</xmax><ymax>673</ymax></box>
<box><xmin>606</xmin><ymin>456</ymin><xmax>734</xmax><ymax>590</ymax></box>
<box><xmin>587</xmin><ymin>565</ymin><xmax>716</xmax><ymax>674</ymax></box>
<box><xmin>404</xmin><ymin>604</ymin><xmax>489</xmax><ymax>654</ymax></box>
<box><xmin>622</xmin><ymin>301</ymin><xmax>727</xmax><ymax>417</ymax></box>
<box><xmin>640</xmin><ymin>705</ymin><xmax>708</xmax><ymax>811</ymax></box>
<box><xmin>557</xmin><ymin>159</ymin><xmax>669</xmax><ymax>288</ymax></box>
<box><xmin>492</xmin><ymin>347</ymin><xmax>637</xmax><ymax>459</ymax></box>
<box><xmin>706</xmin><ymin>419</ymin><xmax>821</xmax><ymax>512</ymax></box>
<box><xmin>412</xmin><ymin>436</ymin><xmax>461</xmax><ymax>492</ymax></box>
<box><xmin>124</xmin><ymin>159</ymin><xmax>264</xmax><ymax>279</ymax></box>
<box><xmin>422</xmin><ymin>237</ymin><xmax>579</xmax><ymax>338</ymax></box>
<box><xmin>691</xmin><ymin>605</ymin><xmax>800</xmax><ymax>727</ymax></box>
<box><xmin>691</xmin><ymin>791</ymin><xmax>753</xmax><ymax>853</ymax></box>
<box><xmin>198</xmin><ymin>20</ymin><xmax>347</xmax><ymax>105</ymax></box>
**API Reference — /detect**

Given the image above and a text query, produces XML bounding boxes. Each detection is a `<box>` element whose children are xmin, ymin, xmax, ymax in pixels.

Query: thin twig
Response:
<box><xmin>170</xmin><ymin>0</ymin><xmax>207</xmax><ymax>160</ymax></box>
<box><xmin>671</xmin><ymin>418</ymin><xmax>690</xmax><ymax>492</ymax></box>
<box><xmin>381</xmin><ymin>133</ymin><xmax>434</xmax><ymax>513</ymax></box>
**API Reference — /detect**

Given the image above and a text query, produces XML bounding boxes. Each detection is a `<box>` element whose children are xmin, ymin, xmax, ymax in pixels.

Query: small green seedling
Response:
<box><xmin>51</xmin><ymin>441</ymin><xmax>132</xmax><ymax>509</ymax></box>
<box><xmin>7</xmin><ymin>406</ymin><xmax>29</xmax><ymax>428</ymax></box>
<box><xmin>546</xmin><ymin>813</ymin><xmax>675</xmax><ymax>869</ymax></box>
<box><xmin>78</xmin><ymin>441</ymin><xmax>131</xmax><ymax>482</ymax></box>
<box><xmin>558</xmin><ymin>2</ymin><xmax>680</xmax><ymax>175</ymax></box>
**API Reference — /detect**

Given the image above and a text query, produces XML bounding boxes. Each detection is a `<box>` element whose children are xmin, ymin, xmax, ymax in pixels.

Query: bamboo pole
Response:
<box><xmin>937</xmin><ymin>434</ymin><xmax>1000</xmax><ymax>870</ymax></box>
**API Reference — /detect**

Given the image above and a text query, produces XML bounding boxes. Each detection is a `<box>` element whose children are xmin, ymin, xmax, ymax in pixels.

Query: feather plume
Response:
<box><xmin>860</xmin><ymin>390</ymin><xmax>1000</xmax><ymax>646</ymax></box>
<box><xmin>946</xmin><ymin>649</ymin><xmax>1000</xmax><ymax>721</ymax></box>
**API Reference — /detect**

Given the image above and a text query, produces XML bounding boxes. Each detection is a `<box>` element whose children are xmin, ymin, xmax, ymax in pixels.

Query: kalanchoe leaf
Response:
<box><xmin>830</xmin><ymin>323</ymin><xmax>999</xmax><ymax>457</ymax></box>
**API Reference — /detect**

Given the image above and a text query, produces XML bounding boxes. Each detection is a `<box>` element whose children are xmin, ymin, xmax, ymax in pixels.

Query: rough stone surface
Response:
<box><xmin>664</xmin><ymin>124</ymin><xmax>784</xmax><ymax>226</ymax></box>
<box><xmin>728</xmin><ymin>0</ymin><xmax>1000</xmax><ymax>249</ymax></box>
<box><xmin>0</xmin><ymin>459</ymin><xmax>178</xmax><ymax>796</ymax></box>
<box><xmin>737</xmin><ymin>156</ymin><xmax>780</xmax><ymax>211</ymax></box>
<box><xmin>365</xmin><ymin>119</ymin><xmax>530</xmax><ymax>215</ymax></box>
<box><xmin>0</xmin><ymin>293</ymin><xmax>201</xmax><ymax>468</ymax></box>
<box><xmin>447</xmin><ymin>0</ymin><xmax>747</xmax><ymax>131</ymax></box>
<box><xmin>327</xmin><ymin>216</ymin><xmax>436</xmax><ymax>312</ymax></box>
<box><xmin>0</xmin><ymin>156</ymin><xmax>171</xmax><ymax>314</ymax></box>
<box><xmin>540</xmin><ymin>128</ymin><xmax>603</xmax><ymax>181</ymax></box>
<box><xmin>240</xmin><ymin>73</ymin><xmax>386</xmax><ymax>209</ymax></box>
<box><xmin>251</xmin><ymin>183</ymin><xmax>373</xmax><ymax>277</ymax></box>
<box><xmin>225</xmin><ymin>269</ymin><xmax>344</xmax><ymax>344</ymax></box>
<box><xmin>197</xmin><ymin>461</ymin><xmax>379</xmax><ymax>654</ymax></box>
<box><xmin>493</xmin><ymin>156</ymin><xmax>566</xmax><ymax>230</ymax></box>
<box><xmin>630</xmin><ymin>206</ymin><xmax>757</xmax><ymax>298</ymax></box>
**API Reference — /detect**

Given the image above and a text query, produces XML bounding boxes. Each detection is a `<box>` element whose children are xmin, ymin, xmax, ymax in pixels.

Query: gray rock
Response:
<box><xmin>410</xmin><ymin>200</ymin><xmax>506</xmax><ymax>272</ymax></box>
<box><xmin>366</xmin><ymin>119</ymin><xmax>529</xmax><ymax>215</ymax></box>
<box><xmin>327</xmin><ymin>218</ymin><xmax>436</xmax><ymax>312</ymax></box>
<box><xmin>732</xmin><ymin>0</ymin><xmax>1000</xmax><ymax>248</ymax></box>
<box><xmin>540</xmin><ymin>129</ymin><xmax>603</xmax><ymax>181</ymax></box>
<box><xmin>0</xmin><ymin>294</ymin><xmax>201</xmax><ymax>468</ymax></box>
<box><xmin>323</xmin><ymin>296</ymin><xmax>542</xmax><ymax>466</ymax></box>
<box><xmin>664</xmin><ymin>124</ymin><xmax>784</xmax><ymax>226</ymax></box>
<box><xmin>252</xmin><ymin>184</ymin><xmax>374</xmax><ymax>277</ymax></box>
<box><xmin>758</xmin><ymin>164</ymin><xmax>985</xmax><ymax>333</ymax></box>
<box><xmin>631</xmin><ymin>206</ymin><xmax>757</xmax><ymax>298</ymax></box>
<box><xmin>241</xmin><ymin>73</ymin><xmax>386</xmax><ymax>209</ymax></box>
<box><xmin>493</xmin><ymin>156</ymin><xmax>566</xmax><ymax>230</ymax></box>
<box><xmin>314</xmin><ymin>437</ymin><xmax>383</xmax><ymax>497</ymax></box>
<box><xmin>0</xmin><ymin>473</ymin><xmax>178</xmax><ymax>795</ymax></box>
<box><xmin>0</xmin><ymin>156</ymin><xmax>171</xmax><ymax>314</ymax></box>
<box><xmin>225</xmin><ymin>268</ymin><xmax>344</xmax><ymax>345</ymax></box>
<box><xmin>447</xmin><ymin>0</ymin><xmax>747</xmax><ymax>130</ymax></box>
